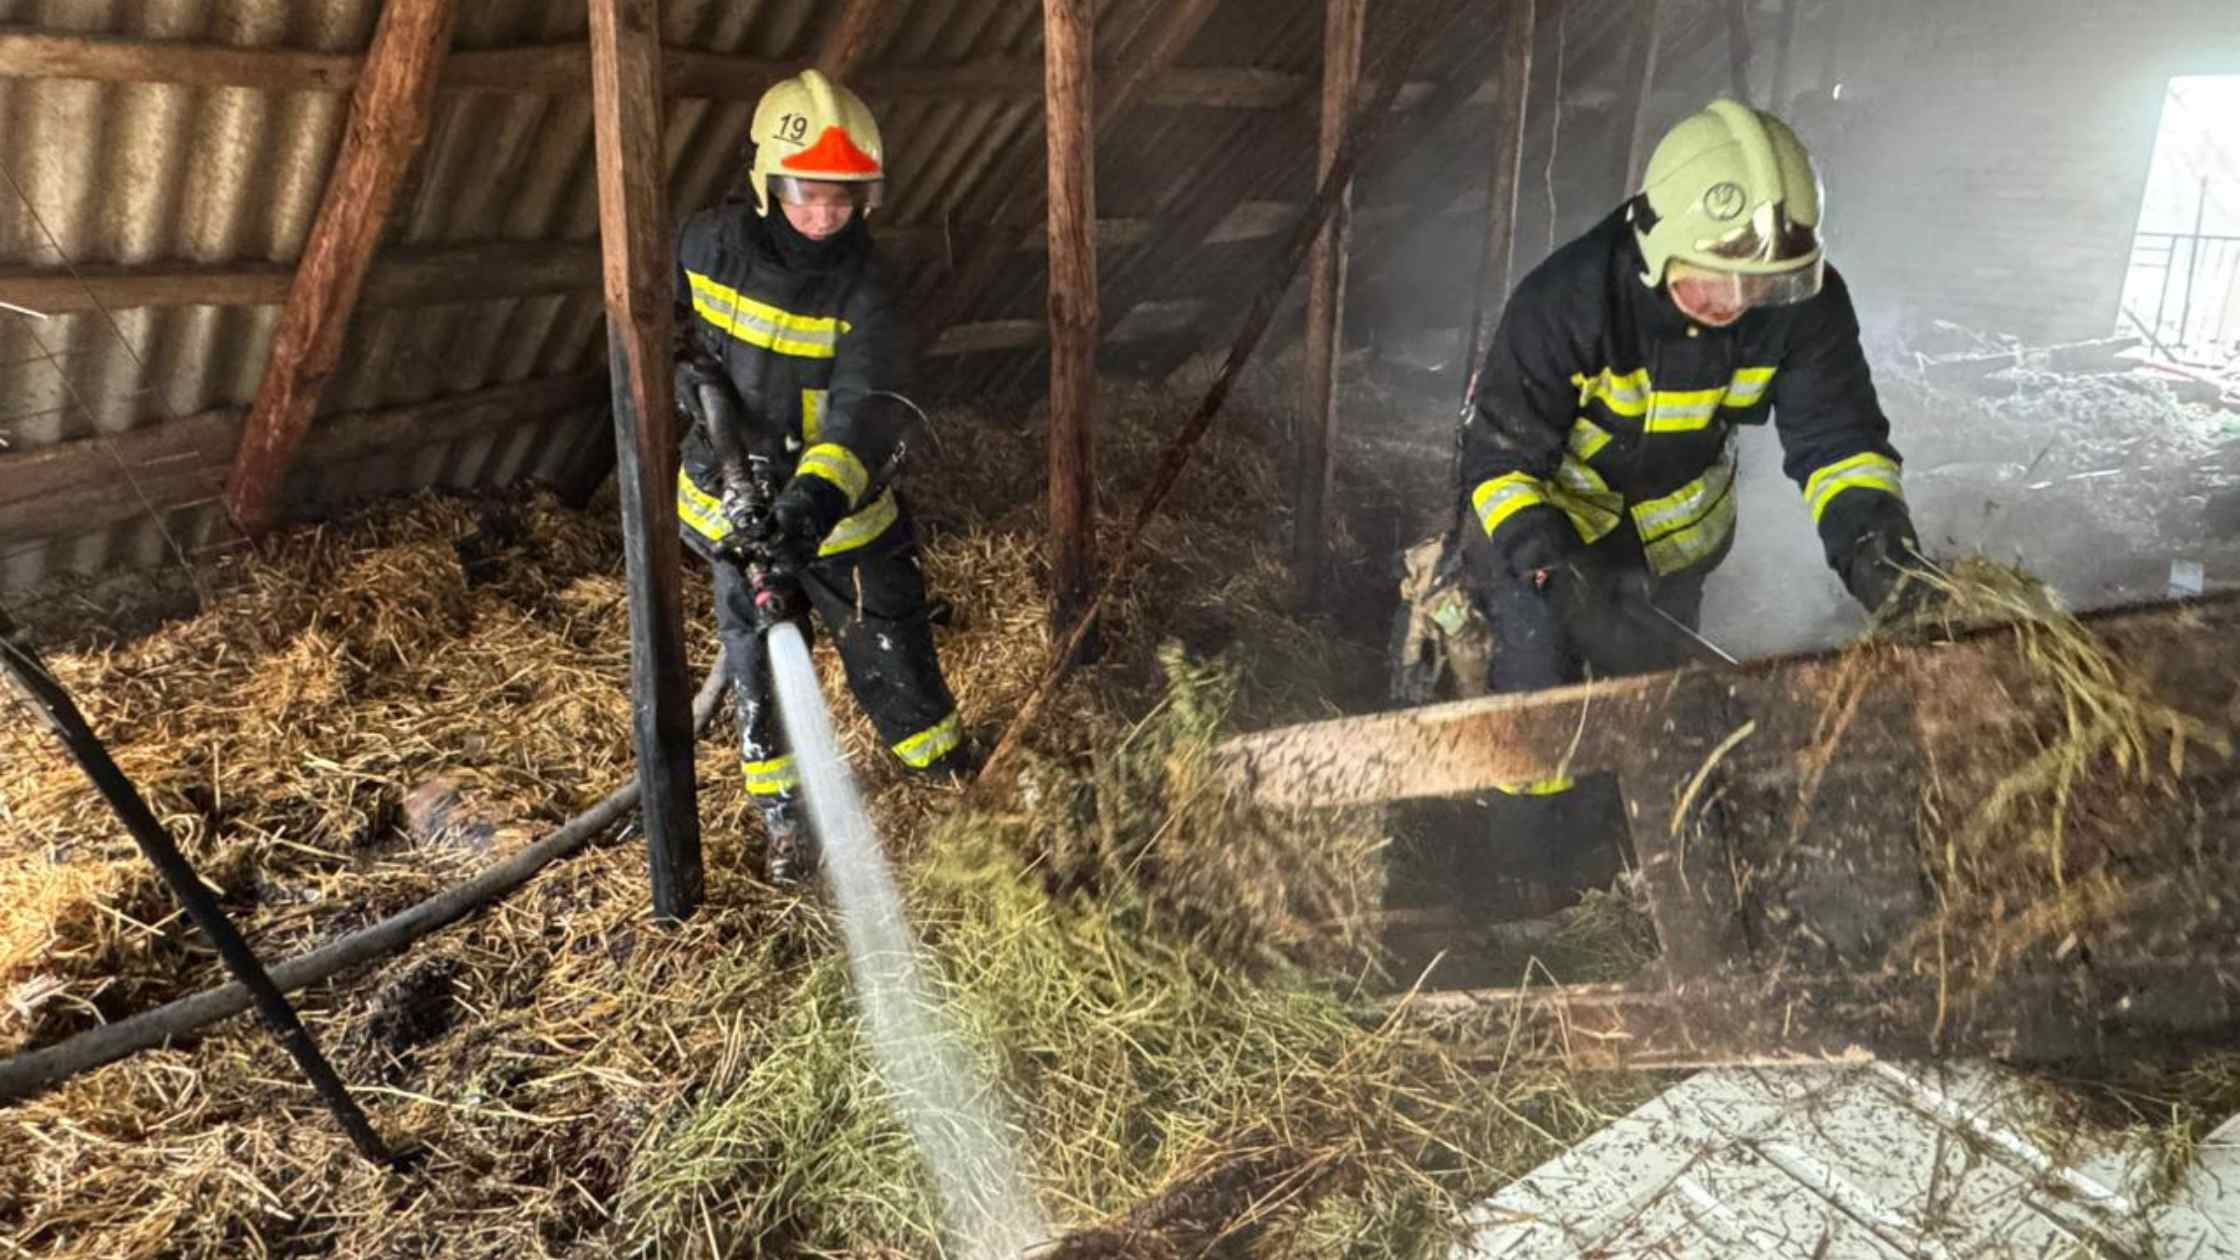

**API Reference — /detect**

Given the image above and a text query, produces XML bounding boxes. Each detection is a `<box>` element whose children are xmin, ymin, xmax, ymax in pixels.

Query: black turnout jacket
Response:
<box><xmin>1460</xmin><ymin>206</ymin><xmax>1912</xmax><ymax>586</ymax></box>
<box><xmin>673</xmin><ymin>207</ymin><xmax>912</xmax><ymax>559</ymax></box>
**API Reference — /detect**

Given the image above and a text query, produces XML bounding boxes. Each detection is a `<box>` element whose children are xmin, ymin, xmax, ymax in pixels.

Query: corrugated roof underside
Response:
<box><xmin>0</xmin><ymin>0</ymin><xmax>1737</xmax><ymax>596</ymax></box>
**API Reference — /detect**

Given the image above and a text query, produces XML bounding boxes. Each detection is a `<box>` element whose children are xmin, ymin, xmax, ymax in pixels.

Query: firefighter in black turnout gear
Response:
<box><xmin>1450</xmin><ymin>99</ymin><xmax>1927</xmax><ymax>897</ymax></box>
<box><xmin>674</xmin><ymin>69</ymin><xmax>968</xmax><ymax>886</ymax></box>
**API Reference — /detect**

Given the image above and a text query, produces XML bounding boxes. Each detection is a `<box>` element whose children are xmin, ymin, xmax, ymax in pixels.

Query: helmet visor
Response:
<box><xmin>1668</xmin><ymin>255</ymin><xmax>1825</xmax><ymax>312</ymax></box>
<box><xmin>1694</xmin><ymin>200</ymin><xmax>1821</xmax><ymax>268</ymax></box>
<box><xmin>768</xmin><ymin>174</ymin><xmax>884</xmax><ymax>212</ymax></box>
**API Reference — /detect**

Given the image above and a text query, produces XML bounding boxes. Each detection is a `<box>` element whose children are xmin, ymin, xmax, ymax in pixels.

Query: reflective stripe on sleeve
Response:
<box><xmin>1568</xmin><ymin>418</ymin><xmax>1614</xmax><ymax>461</ymax></box>
<box><xmin>1804</xmin><ymin>452</ymin><xmax>1906</xmax><ymax>523</ymax></box>
<box><xmin>802</xmin><ymin>388</ymin><xmax>829</xmax><ymax>443</ymax></box>
<box><xmin>817</xmin><ymin>487</ymin><xmax>899</xmax><ymax>557</ymax></box>
<box><xmin>796</xmin><ymin>442</ymin><xmax>870</xmax><ymax>506</ymax></box>
<box><xmin>744</xmin><ymin>755</ymin><xmax>800</xmax><ymax>797</ymax></box>
<box><xmin>1574</xmin><ymin>367</ymin><xmax>1652</xmax><ymax>418</ymax></box>
<box><xmin>1550</xmin><ymin>457</ymin><xmax>1624</xmax><ymax>543</ymax></box>
<box><xmin>1633</xmin><ymin>454</ymin><xmax>1739</xmax><ymax>576</ymax></box>
<box><xmin>1723</xmin><ymin>365</ymin><xmax>1778</xmax><ymax>408</ymax></box>
<box><xmin>678</xmin><ymin>470</ymin><xmax>732</xmax><ymax>544</ymax></box>
<box><xmin>1470</xmin><ymin>472</ymin><xmax>1552</xmax><ymax>538</ymax></box>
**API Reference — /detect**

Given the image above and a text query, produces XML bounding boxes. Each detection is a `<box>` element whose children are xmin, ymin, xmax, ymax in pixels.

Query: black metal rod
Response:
<box><xmin>0</xmin><ymin>624</ymin><xmax>397</xmax><ymax>1167</ymax></box>
<box><xmin>0</xmin><ymin>651</ymin><xmax>731</xmax><ymax>1103</ymax></box>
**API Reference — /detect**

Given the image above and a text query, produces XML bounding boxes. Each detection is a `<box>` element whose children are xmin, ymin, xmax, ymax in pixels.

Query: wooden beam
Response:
<box><xmin>977</xmin><ymin>0</ymin><xmax>1476</xmax><ymax>787</ymax></box>
<box><xmin>0</xmin><ymin>374</ymin><xmax>607</xmax><ymax>542</ymax></box>
<box><xmin>587</xmin><ymin>0</ymin><xmax>701</xmax><ymax>923</ymax></box>
<box><xmin>222</xmin><ymin>0</ymin><xmax>454</xmax><ymax>537</ymax></box>
<box><xmin>1403</xmin><ymin>953</ymin><xmax>2240</xmax><ymax>1069</ymax></box>
<box><xmin>1458</xmin><ymin>0</ymin><xmax>1536</xmax><ymax>399</ymax></box>
<box><xmin>813</xmin><ymin>0</ymin><xmax>900</xmax><ymax>77</ymax></box>
<box><xmin>1218</xmin><ymin>595</ymin><xmax>2239</xmax><ymax>807</ymax></box>
<box><xmin>1618</xmin><ymin>0</ymin><xmax>1665</xmax><ymax>197</ymax></box>
<box><xmin>0</xmin><ymin>29</ymin><xmax>359</xmax><ymax>90</ymax></box>
<box><xmin>1098</xmin><ymin>13</ymin><xmax>1504</xmax><ymax>359</ymax></box>
<box><xmin>1043</xmin><ymin>0</ymin><xmax>1099</xmax><ymax>637</ymax></box>
<box><xmin>1291</xmin><ymin>0</ymin><xmax>1366</xmax><ymax>608</ymax></box>
<box><xmin>0</xmin><ymin>30</ymin><xmax>1383</xmax><ymax>113</ymax></box>
<box><xmin>915</xmin><ymin>0</ymin><xmax>1226</xmax><ymax>342</ymax></box>
<box><xmin>924</xmin><ymin>301</ymin><xmax>1210</xmax><ymax>358</ymax></box>
<box><xmin>0</xmin><ymin>199</ymin><xmax>1442</xmax><ymax>321</ymax></box>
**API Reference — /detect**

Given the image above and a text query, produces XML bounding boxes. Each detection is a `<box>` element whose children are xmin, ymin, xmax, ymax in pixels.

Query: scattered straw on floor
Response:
<box><xmin>1</xmin><ymin>382</ymin><xmax>1635</xmax><ymax>1259</ymax></box>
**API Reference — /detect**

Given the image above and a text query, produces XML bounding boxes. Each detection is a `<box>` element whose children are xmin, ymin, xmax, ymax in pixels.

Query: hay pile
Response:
<box><xmin>1885</xmin><ymin>560</ymin><xmax>2240</xmax><ymax>986</ymax></box>
<box><xmin>0</xmin><ymin>382</ymin><xmax>1634</xmax><ymax>1258</ymax></box>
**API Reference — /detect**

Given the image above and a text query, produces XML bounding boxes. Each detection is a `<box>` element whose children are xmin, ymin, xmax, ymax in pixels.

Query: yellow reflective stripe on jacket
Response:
<box><xmin>1575</xmin><ymin>366</ymin><xmax>1778</xmax><ymax>430</ymax></box>
<box><xmin>687</xmin><ymin>271</ymin><xmax>850</xmax><ymax>359</ymax></box>
<box><xmin>1471</xmin><ymin>472</ymin><xmax>1551</xmax><ymax>538</ymax></box>
<box><xmin>1574</xmin><ymin>367</ymin><xmax>1651</xmax><ymax>417</ymax></box>
<box><xmin>893</xmin><ymin>711</ymin><xmax>962</xmax><ymax>769</ymax></box>
<box><xmin>1803</xmin><ymin>452</ymin><xmax>1905</xmax><ymax>523</ymax></box>
<box><xmin>678</xmin><ymin>470</ymin><xmax>732</xmax><ymax>544</ymax></box>
<box><xmin>1543</xmin><ymin>419</ymin><xmax>1622</xmax><ymax>542</ymax></box>
<box><xmin>1633</xmin><ymin>454</ymin><xmax>1738</xmax><ymax>576</ymax></box>
<box><xmin>1724</xmin><ymin>365</ymin><xmax>1777</xmax><ymax>408</ymax></box>
<box><xmin>1550</xmin><ymin>457</ymin><xmax>1623</xmax><ymax>543</ymax></box>
<box><xmin>1645</xmin><ymin>386</ymin><xmax>1726</xmax><ymax>434</ymax></box>
<box><xmin>818</xmin><ymin>487</ymin><xmax>899</xmax><ymax>557</ymax></box>
<box><xmin>1568</xmin><ymin>418</ymin><xmax>1614</xmax><ymax>461</ymax></box>
<box><xmin>801</xmin><ymin>388</ymin><xmax>828</xmax><ymax>443</ymax></box>
<box><xmin>1494</xmin><ymin>775</ymin><xmax>1575</xmax><ymax>796</ymax></box>
<box><xmin>743</xmin><ymin>755</ymin><xmax>800</xmax><ymax>797</ymax></box>
<box><xmin>796</xmin><ymin>442</ymin><xmax>869</xmax><ymax>506</ymax></box>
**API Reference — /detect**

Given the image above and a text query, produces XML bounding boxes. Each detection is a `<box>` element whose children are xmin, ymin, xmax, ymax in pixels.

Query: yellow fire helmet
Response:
<box><xmin>747</xmin><ymin>68</ymin><xmax>886</xmax><ymax>218</ymax></box>
<box><xmin>1631</xmin><ymin>98</ymin><xmax>1825</xmax><ymax>309</ymax></box>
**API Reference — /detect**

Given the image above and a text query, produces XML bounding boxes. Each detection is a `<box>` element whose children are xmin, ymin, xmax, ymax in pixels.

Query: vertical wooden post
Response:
<box><xmin>1618</xmin><ymin>0</ymin><xmax>1666</xmax><ymax>197</ymax></box>
<box><xmin>814</xmin><ymin>0</ymin><xmax>897</xmax><ymax>76</ymax></box>
<box><xmin>916</xmin><ymin>0</ymin><xmax>1222</xmax><ymax>353</ymax></box>
<box><xmin>1043</xmin><ymin>0</ymin><xmax>1098</xmax><ymax>637</ymax></box>
<box><xmin>1291</xmin><ymin>0</ymin><xmax>1367</xmax><ymax>608</ymax></box>
<box><xmin>1459</xmin><ymin>0</ymin><xmax>1537</xmax><ymax>403</ymax></box>
<box><xmin>588</xmin><ymin>0</ymin><xmax>702</xmax><ymax>921</ymax></box>
<box><xmin>222</xmin><ymin>0</ymin><xmax>454</xmax><ymax>536</ymax></box>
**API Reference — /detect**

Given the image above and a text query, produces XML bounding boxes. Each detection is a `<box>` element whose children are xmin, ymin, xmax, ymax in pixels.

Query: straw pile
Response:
<box><xmin>1879</xmin><ymin>560</ymin><xmax>2240</xmax><ymax>988</ymax></box>
<box><xmin>0</xmin><ymin>379</ymin><xmax>1637</xmax><ymax>1258</ymax></box>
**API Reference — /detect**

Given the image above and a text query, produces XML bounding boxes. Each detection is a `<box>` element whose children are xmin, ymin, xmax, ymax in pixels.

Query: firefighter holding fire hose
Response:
<box><xmin>672</xmin><ymin>69</ymin><xmax>971</xmax><ymax>886</ymax></box>
<box><xmin>1408</xmin><ymin>99</ymin><xmax>1933</xmax><ymax>896</ymax></box>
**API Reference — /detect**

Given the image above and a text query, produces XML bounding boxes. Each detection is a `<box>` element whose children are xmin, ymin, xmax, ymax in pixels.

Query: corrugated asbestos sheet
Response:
<box><xmin>1458</xmin><ymin>1062</ymin><xmax>2240</xmax><ymax>1259</ymax></box>
<box><xmin>0</xmin><ymin>0</ymin><xmax>1759</xmax><ymax>597</ymax></box>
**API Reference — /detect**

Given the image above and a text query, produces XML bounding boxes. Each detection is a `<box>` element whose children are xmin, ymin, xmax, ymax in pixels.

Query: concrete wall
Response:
<box><xmin>1804</xmin><ymin>0</ymin><xmax>2240</xmax><ymax>345</ymax></box>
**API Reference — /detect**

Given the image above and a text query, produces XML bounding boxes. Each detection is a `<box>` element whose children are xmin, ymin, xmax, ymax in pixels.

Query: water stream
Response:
<box><xmin>764</xmin><ymin>622</ymin><xmax>1051</xmax><ymax>1257</ymax></box>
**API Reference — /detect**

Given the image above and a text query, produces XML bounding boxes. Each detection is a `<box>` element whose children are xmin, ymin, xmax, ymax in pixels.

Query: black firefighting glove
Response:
<box><xmin>1840</xmin><ymin>506</ymin><xmax>1945</xmax><ymax>629</ymax></box>
<box><xmin>1491</xmin><ymin>502</ymin><xmax>1577</xmax><ymax>590</ymax></box>
<box><xmin>769</xmin><ymin>474</ymin><xmax>851</xmax><ymax>574</ymax></box>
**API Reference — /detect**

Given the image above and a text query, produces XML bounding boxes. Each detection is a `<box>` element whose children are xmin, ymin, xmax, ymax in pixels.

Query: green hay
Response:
<box><xmin>616</xmin><ymin>652</ymin><xmax>1638</xmax><ymax>1257</ymax></box>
